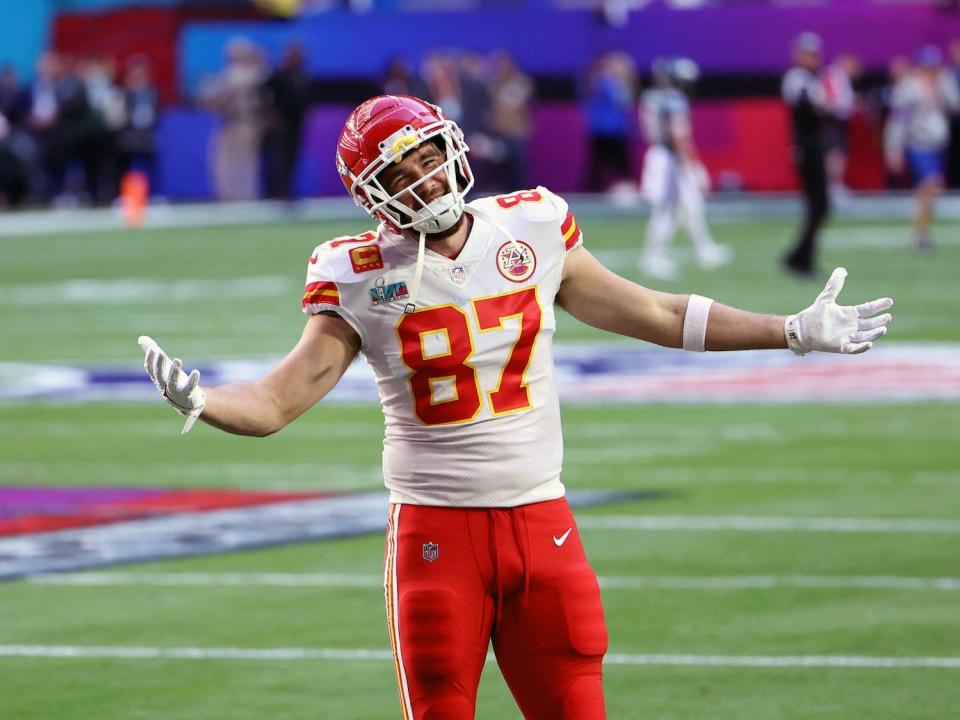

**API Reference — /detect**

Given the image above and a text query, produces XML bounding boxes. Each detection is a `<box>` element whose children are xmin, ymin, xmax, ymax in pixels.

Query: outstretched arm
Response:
<box><xmin>557</xmin><ymin>247</ymin><xmax>892</xmax><ymax>353</ymax></box>
<box><xmin>139</xmin><ymin>313</ymin><xmax>361</xmax><ymax>436</ymax></box>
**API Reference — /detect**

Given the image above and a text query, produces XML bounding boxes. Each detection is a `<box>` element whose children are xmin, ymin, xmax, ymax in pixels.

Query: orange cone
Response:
<box><xmin>120</xmin><ymin>171</ymin><xmax>149</xmax><ymax>228</ymax></box>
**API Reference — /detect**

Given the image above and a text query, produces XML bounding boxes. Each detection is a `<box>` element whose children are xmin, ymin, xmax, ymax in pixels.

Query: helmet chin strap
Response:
<box><xmin>404</xmin><ymin>229</ymin><xmax>427</xmax><ymax>315</ymax></box>
<box><xmin>403</xmin><ymin>200</ymin><xmax>526</xmax><ymax>315</ymax></box>
<box><xmin>404</xmin><ymin>193</ymin><xmax>463</xmax><ymax>314</ymax></box>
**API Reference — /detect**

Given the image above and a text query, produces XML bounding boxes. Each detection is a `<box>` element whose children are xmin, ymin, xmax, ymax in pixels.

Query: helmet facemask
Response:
<box><xmin>350</xmin><ymin>119</ymin><xmax>474</xmax><ymax>235</ymax></box>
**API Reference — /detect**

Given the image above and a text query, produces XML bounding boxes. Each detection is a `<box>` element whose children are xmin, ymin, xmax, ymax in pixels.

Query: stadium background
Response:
<box><xmin>1</xmin><ymin>2</ymin><xmax>959</xmax><ymax>719</ymax></box>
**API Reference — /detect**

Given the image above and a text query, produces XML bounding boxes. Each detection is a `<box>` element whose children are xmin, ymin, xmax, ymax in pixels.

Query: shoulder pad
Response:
<box><xmin>307</xmin><ymin>229</ymin><xmax>384</xmax><ymax>284</ymax></box>
<box><xmin>476</xmin><ymin>187</ymin><xmax>582</xmax><ymax>252</ymax></box>
<box><xmin>475</xmin><ymin>187</ymin><xmax>567</xmax><ymax>224</ymax></box>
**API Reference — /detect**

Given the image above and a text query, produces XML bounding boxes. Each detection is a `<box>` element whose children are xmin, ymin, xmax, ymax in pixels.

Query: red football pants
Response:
<box><xmin>383</xmin><ymin>497</ymin><xmax>607</xmax><ymax>719</ymax></box>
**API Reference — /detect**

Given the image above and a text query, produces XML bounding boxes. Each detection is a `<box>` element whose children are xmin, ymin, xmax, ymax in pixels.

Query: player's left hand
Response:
<box><xmin>138</xmin><ymin>335</ymin><xmax>206</xmax><ymax>434</ymax></box>
<box><xmin>784</xmin><ymin>267</ymin><xmax>893</xmax><ymax>356</ymax></box>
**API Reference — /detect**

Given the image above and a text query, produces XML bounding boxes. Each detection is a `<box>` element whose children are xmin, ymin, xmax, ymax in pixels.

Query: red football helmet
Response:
<box><xmin>336</xmin><ymin>95</ymin><xmax>474</xmax><ymax>234</ymax></box>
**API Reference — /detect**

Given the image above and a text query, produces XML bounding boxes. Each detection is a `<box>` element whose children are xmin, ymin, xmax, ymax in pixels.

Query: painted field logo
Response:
<box><xmin>370</xmin><ymin>277</ymin><xmax>410</xmax><ymax>306</ymax></box>
<box><xmin>496</xmin><ymin>241</ymin><xmax>536</xmax><ymax>283</ymax></box>
<box><xmin>422</xmin><ymin>542</ymin><xmax>439</xmax><ymax>562</ymax></box>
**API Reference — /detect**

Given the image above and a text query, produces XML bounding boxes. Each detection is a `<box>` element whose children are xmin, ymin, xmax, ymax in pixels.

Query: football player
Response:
<box><xmin>638</xmin><ymin>57</ymin><xmax>733</xmax><ymax>281</ymax></box>
<box><xmin>139</xmin><ymin>95</ymin><xmax>893</xmax><ymax>719</ymax></box>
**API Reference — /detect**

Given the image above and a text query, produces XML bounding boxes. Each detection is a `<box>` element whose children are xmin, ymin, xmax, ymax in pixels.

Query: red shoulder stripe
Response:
<box><xmin>563</xmin><ymin>218</ymin><xmax>581</xmax><ymax>250</ymax></box>
<box><xmin>302</xmin><ymin>281</ymin><xmax>341</xmax><ymax>307</ymax></box>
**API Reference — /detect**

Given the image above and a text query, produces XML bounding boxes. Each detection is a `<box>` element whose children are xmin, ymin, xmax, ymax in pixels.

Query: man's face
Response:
<box><xmin>378</xmin><ymin>141</ymin><xmax>449</xmax><ymax>213</ymax></box>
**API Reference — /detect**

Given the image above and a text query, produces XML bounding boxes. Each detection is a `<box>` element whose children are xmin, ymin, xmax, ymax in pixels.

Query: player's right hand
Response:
<box><xmin>784</xmin><ymin>267</ymin><xmax>893</xmax><ymax>356</ymax></box>
<box><xmin>137</xmin><ymin>335</ymin><xmax>206</xmax><ymax>434</ymax></box>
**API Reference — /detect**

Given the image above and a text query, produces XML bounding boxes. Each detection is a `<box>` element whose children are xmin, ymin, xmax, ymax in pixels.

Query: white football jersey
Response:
<box><xmin>302</xmin><ymin>187</ymin><xmax>583</xmax><ymax>507</ymax></box>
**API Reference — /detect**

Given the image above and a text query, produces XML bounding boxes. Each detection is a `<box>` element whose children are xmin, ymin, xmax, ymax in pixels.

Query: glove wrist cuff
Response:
<box><xmin>177</xmin><ymin>390</ymin><xmax>206</xmax><ymax>435</ymax></box>
<box><xmin>162</xmin><ymin>388</ymin><xmax>206</xmax><ymax>418</ymax></box>
<box><xmin>784</xmin><ymin>315</ymin><xmax>806</xmax><ymax>356</ymax></box>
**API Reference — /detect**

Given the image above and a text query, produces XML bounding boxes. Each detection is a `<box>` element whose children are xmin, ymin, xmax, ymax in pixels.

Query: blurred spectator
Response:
<box><xmin>0</xmin><ymin>66</ymin><xmax>29</xmax><ymax>129</ymax></box>
<box><xmin>263</xmin><ymin>42</ymin><xmax>311</xmax><ymax>200</ymax></box>
<box><xmin>948</xmin><ymin>39</ymin><xmax>960</xmax><ymax>188</ymax></box>
<box><xmin>884</xmin><ymin>45</ymin><xmax>960</xmax><ymax>252</ymax></box>
<box><xmin>456</xmin><ymin>52</ymin><xmax>491</xmax><ymax>137</ymax></box>
<box><xmin>423</xmin><ymin>51</ymin><xmax>463</xmax><ymax>124</ymax></box>
<box><xmin>782</xmin><ymin>32</ymin><xmax>829</xmax><ymax>279</ymax></box>
<box><xmin>117</xmin><ymin>55</ymin><xmax>159</xmax><ymax>184</ymax></box>
<box><xmin>82</xmin><ymin>55</ymin><xmax>125</xmax><ymax>202</ymax></box>
<box><xmin>0</xmin><ymin>66</ymin><xmax>35</xmax><ymax>204</ymax></box>
<box><xmin>383</xmin><ymin>57</ymin><xmax>428</xmax><ymax>100</ymax></box>
<box><xmin>869</xmin><ymin>55</ymin><xmax>913</xmax><ymax>189</ymax></box>
<box><xmin>84</xmin><ymin>56</ymin><xmax>125</xmax><ymax>132</ymax></box>
<box><xmin>42</xmin><ymin>55</ymin><xmax>114</xmax><ymax>206</ymax></box>
<box><xmin>821</xmin><ymin>53</ymin><xmax>861</xmax><ymax>201</ymax></box>
<box><xmin>200</xmin><ymin>37</ymin><xmax>267</xmax><ymax>202</ymax></box>
<box><xmin>489</xmin><ymin>51</ymin><xmax>534</xmax><ymax>190</ymax></box>
<box><xmin>28</xmin><ymin>52</ymin><xmax>62</xmax><ymax>201</ymax></box>
<box><xmin>456</xmin><ymin>52</ymin><xmax>496</xmax><ymax>191</ymax></box>
<box><xmin>0</xmin><ymin>112</ymin><xmax>28</xmax><ymax>207</ymax></box>
<box><xmin>583</xmin><ymin>52</ymin><xmax>636</xmax><ymax>193</ymax></box>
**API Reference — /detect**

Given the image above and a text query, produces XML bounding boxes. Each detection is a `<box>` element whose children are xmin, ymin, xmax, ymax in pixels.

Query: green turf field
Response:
<box><xmin>1</xmin><ymin>214</ymin><xmax>958</xmax><ymax>719</ymax></box>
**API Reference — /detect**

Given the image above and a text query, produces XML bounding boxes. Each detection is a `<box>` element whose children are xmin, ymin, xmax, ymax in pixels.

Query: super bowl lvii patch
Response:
<box><xmin>370</xmin><ymin>277</ymin><xmax>410</xmax><ymax>305</ymax></box>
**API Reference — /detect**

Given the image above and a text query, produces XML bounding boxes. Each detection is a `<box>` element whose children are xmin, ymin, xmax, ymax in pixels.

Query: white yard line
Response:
<box><xmin>597</xmin><ymin>575</ymin><xmax>960</xmax><ymax>591</ymax></box>
<box><xmin>602</xmin><ymin>654</ymin><xmax>960</xmax><ymax>669</ymax></box>
<box><xmin>576</xmin><ymin>515</ymin><xmax>960</xmax><ymax>533</ymax></box>
<box><xmin>26</xmin><ymin>572</ymin><xmax>960</xmax><ymax>591</ymax></box>
<box><xmin>0</xmin><ymin>277</ymin><xmax>294</xmax><ymax>306</ymax></box>
<box><xmin>1</xmin><ymin>644</ymin><xmax>957</xmax><ymax>669</ymax></box>
<box><xmin>564</xmin><ymin>465</ymin><xmax>960</xmax><ymax>486</ymax></box>
<box><xmin>0</xmin><ymin>461</ymin><xmax>383</xmax><ymax>486</ymax></box>
<box><xmin>28</xmin><ymin>572</ymin><xmax>385</xmax><ymax>587</ymax></box>
<box><xmin>0</xmin><ymin>645</ymin><xmax>392</xmax><ymax>661</ymax></box>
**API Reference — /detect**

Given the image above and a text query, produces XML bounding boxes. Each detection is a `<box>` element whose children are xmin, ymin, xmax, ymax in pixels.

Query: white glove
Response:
<box><xmin>137</xmin><ymin>335</ymin><xmax>206</xmax><ymax>434</ymax></box>
<box><xmin>785</xmin><ymin>267</ymin><xmax>893</xmax><ymax>356</ymax></box>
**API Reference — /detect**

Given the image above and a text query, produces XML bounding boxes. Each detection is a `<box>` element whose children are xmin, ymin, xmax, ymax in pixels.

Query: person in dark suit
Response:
<box><xmin>782</xmin><ymin>33</ymin><xmax>829</xmax><ymax>279</ymax></box>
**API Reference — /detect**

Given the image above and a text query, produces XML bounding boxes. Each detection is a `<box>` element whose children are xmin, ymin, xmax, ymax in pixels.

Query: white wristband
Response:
<box><xmin>682</xmin><ymin>294</ymin><xmax>714</xmax><ymax>352</ymax></box>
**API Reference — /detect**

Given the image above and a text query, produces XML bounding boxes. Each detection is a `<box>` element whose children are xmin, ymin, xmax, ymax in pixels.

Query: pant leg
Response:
<box><xmin>677</xmin><ymin>163</ymin><xmax>718</xmax><ymax>255</ymax></box>
<box><xmin>384</xmin><ymin>504</ymin><xmax>493</xmax><ymax>720</ymax></box>
<box><xmin>643</xmin><ymin>202</ymin><xmax>677</xmax><ymax>259</ymax></box>
<box><xmin>786</xmin><ymin>146</ymin><xmax>829</xmax><ymax>271</ymax></box>
<box><xmin>492</xmin><ymin>498</ymin><xmax>608</xmax><ymax>720</ymax></box>
<box><xmin>641</xmin><ymin>146</ymin><xmax>678</xmax><ymax>258</ymax></box>
<box><xmin>586</xmin><ymin>136</ymin><xmax>607</xmax><ymax>192</ymax></box>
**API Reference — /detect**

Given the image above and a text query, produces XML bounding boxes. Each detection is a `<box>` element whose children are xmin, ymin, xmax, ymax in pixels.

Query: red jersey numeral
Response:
<box><xmin>330</xmin><ymin>231</ymin><xmax>377</xmax><ymax>248</ymax></box>
<box><xmin>473</xmin><ymin>288</ymin><xmax>541</xmax><ymax>415</ymax></box>
<box><xmin>397</xmin><ymin>306</ymin><xmax>482</xmax><ymax>425</ymax></box>
<box><xmin>495</xmin><ymin>189</ymin><xmax>544</xmax><ymax>209</ymax></box>
<box><xmin>396</xmin><ymin>288</ymin><xmax>543</xmax><ymax>425</ymax></box>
